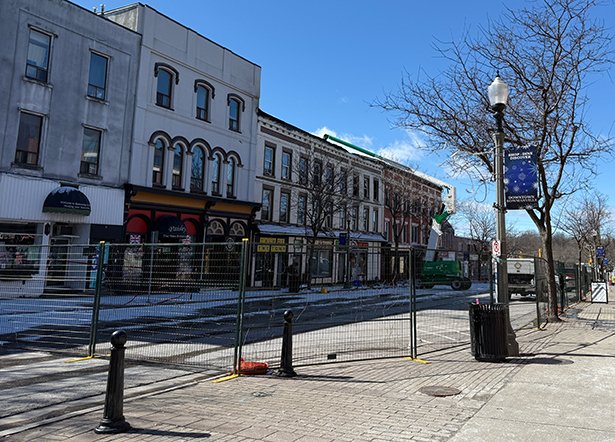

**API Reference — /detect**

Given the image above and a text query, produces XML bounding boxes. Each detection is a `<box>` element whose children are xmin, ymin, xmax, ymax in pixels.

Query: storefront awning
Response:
<box><xmin>256</xmin><ymin>223</ymin><xmax>387</xmax><ymax>243</ymax></box>
<box><xmin>154</xmin><ymin>215</ymin><xmax>187</xmax><ymax>239</ymax></box>
<box><xmin>42</xmin><ymin>186</ymin><xmax>91</xmax><ymax>216</ymax></box>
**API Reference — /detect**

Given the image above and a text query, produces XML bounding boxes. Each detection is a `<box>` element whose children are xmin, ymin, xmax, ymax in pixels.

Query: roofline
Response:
<box><xmin>64</xmin><ymin>0</ymin><xmax>141</xmax><ymax>37</ymax></box>
<box><xmin>103</xmin><ymin>2</ymin><xmax>261</xmax><ymax>68</ymax></box>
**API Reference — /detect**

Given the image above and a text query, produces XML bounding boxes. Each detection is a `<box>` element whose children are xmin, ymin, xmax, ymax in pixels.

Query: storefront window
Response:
<box><xmin>0</xmin><ymin>232</ymin><xmax>39</xmax><ymax>280</ymax></box>
<box><xmin>310</xmin><ymin>248</ymin><xmax>332</xmax><ymax>277</ymax></box>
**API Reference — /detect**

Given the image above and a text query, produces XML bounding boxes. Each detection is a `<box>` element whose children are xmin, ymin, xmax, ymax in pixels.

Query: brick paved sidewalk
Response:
<box><xmin>6</xmin><ymin>299</ymin><xmax>614</xmax><ymax>441</ymax></box>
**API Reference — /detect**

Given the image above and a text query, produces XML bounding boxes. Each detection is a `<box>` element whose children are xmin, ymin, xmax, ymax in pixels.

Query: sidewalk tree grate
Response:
<box><xmin>419</xmin><ymin>386</ymin><xmax>461</xmax><ymax>397</ymax></box>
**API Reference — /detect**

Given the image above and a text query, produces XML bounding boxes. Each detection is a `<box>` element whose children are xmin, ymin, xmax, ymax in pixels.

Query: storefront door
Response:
<box><xmin>46</xmin><ymin>237</ymin><xmax>70</xmax><ymax>286</ymax></box>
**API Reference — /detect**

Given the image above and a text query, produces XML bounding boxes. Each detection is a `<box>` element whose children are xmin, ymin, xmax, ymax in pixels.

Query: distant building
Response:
<box><xmin>254</xmin><ymin>110</ymin><xmax>386</xmax><ymax>287</ymax></box>
<box><xmin>0</xmin><ymin>0</ymin><xmax>140</xmax><ymax>294</ymax></box>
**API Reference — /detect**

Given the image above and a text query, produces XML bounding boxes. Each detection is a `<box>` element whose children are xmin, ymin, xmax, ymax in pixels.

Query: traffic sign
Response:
<box><xmin>492</xmin><ymin>240</ymin><xmax>501</xmax><ymax>257</ymax></box>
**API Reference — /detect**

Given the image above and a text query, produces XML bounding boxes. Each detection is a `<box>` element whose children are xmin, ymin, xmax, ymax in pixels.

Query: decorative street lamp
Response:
<box><xmin>488</xmin><ymin>73</ymin><xmax>519</xmax><ymax>356</ymax></box>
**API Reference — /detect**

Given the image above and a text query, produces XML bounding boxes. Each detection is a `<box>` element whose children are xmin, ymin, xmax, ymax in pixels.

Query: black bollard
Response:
<box><xmin>95</xmin><ymin>330</ymin><xmax>131</xmax><ymax>434</ymax></box>
<box><xmin>276</xmin><ymin>310</ymin><xmax>297</xmax><ymax>377</ymax></box>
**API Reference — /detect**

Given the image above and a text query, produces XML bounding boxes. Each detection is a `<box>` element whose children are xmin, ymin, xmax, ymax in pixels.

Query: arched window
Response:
<box><xmin>172</xmin><ymin>143</ymin><xmax>183</xmax><ymax>189</ymax></box>
<box><xmin>191</xmin><ymin>146</ymin><xmax>206</xmax><ymax>192</ymax></box>
<box><xmin>154</xmin><ymin>63</ymin><xmax>178</xmax><ymax>109</ymax></box>
<box><xmin>194</xmin><ymin>80</ymin><xmax>214</xmax><ymax>122</ymax></box>
<box><xmin>227</xmin><ymin>94</ymin><xmax>245</xmax><ymax>132</ymax></box>
<box><xmin>196</xmin><ymin>85</ymin><xmax>210</xmax><ymax>121</ymax></box>
<box><xmin>152</xmin><ymin>138</ymin><xmax>165</xmax><ymax>185</ymax></box>
<box><xmin>226</xmin><ymin>157</ymin><xmax>236</xmax><ymax>197</ymax></box>
<box><xmin>156</xmin><ymin>69</ymin><xmax>173</xmax><ymax>108</ymax></box>
<box><xmin>211</xmin><ymin>154</ymin><xmax>221</xmax><ymax>195</ymax></box>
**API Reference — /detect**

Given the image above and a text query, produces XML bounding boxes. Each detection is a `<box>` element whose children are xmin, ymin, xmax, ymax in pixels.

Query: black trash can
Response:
<box><xmin>469</xmin><ymin>303</ymin><xmax>507</xmax><ymax>361</ymax></box>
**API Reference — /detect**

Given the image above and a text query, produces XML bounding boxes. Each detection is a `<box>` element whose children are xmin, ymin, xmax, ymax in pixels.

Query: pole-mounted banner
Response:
<box><xmin>504</xmin><ymin>145</ymin><xmax>538</xmax><ymax>210</ymax></box>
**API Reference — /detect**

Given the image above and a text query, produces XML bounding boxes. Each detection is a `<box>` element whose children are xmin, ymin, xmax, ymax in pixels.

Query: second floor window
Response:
<box><xmin>227</xmin><ymin>158</ymin><xmax>236</xmax><ymax>197</ymax></box>
<box><xmin>373</xmin><ymin>179</ymin><xmax>380</xmax><ymax>202</ymax></box>
<box><xmin>80</xmin><ymin>127</ymin><xmax>101</xmax><ymax>176</ymax></box>
<box><xmin>372</xmin><ymin>208</ymin><xmax>379</xmax><ymax>233</ymax></box>
<box><xmin>152</xmin><ymin>139</ymin><xmax>165</xmax><ymax>185</ymax></box>
<box><xmin>261</xmin><ymin>188</ymin><xmax>273</xmax><ymax>221</ymax></box>
<box><xmin>15</xmin><ymin>111</ymin><xmax>43</xmax><ymax>166</ymax></box>
<box><xmin>281</xmin><ymin>150</ymin><xmax>292</xmax><ymax>180</ymax></box>
<box><xmin>297</xmin><ymin>193</ymin><xmax>307</xmax><ymax>225</ymax></box>
<box><xmin>363</xmin><ymin>176</ymin><xmax>370</xmax><ymax>199</ymax></box>
<box><xmin>87</xmin><ymin>52</ymin><xmax>108</xmax><ymax>100</ymax></box>
<box><xmin>191</xmin><ymin>146</ymin><xmax>206</xmax><ymax>192</ymax></box>
<box><xmin>352</xmin><ymin>206</ymin><xmax>359</xmax><ymax>230</ymax></box>
<box><xmin>172</xmin><ymin>144</ymin><xmax>183</xmax><ymax>189</ymax></box>
<box><xmin>264</xmin><ymin>144</ymin><xmax>275</xmax><ymax>176</ymax></box>
<box><xmin>211</xmin><ymin>154</ymin><xmax>221</xmax><ymax>194</ymax></box>
<box><xmin>280</xmin><ymin>191</ymin><xmax>290</xmax><ymax>223</ymax></box>
<box><xmin>26</xmin><ymin>29</ymin><xmax>50</xmax><ymax>83</ymax></box>
<box><xmin>363</xmin><ymin>207</ymin><xmax>369</xmax><ymax>231</ymax></box>
<box><xmin>156</xmin><ymin>69</ymin><xmax>173</xmax><ymax>108</ymax></box>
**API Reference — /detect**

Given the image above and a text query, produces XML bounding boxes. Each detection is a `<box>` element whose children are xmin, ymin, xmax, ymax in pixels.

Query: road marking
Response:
<box><xmin>212</xmin><ymin>373</ymin><xmax>239</xmax><ymax>383</ymax></box>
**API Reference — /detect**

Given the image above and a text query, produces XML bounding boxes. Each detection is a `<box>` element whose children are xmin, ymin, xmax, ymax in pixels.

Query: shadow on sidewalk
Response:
<box><xmin>294</xmin><ymin>374</ymin><xmax>385</xmax><ymax>384</ymax></box>
<box><xmin>130</xmin><ymin>428</ymin><xmax>210</xmax><ymax>438</ymax></box>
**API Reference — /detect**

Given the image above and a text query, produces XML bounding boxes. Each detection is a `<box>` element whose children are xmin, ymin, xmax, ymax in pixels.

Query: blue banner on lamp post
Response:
<box><xmin>504</xmin><ymin>145</ymin><xmax>539</xmax><ymax>210</ymax></box>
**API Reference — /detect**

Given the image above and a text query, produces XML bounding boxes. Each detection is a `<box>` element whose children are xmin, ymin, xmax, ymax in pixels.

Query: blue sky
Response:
<box><xmin>73</xmin><ymin>0</ymin><xmax>615</xmax><ymax>234</ymax></box>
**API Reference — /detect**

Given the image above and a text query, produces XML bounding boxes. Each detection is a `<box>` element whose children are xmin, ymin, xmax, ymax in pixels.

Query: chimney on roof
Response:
<box><xmin>100</xmin><ymin>4</ymin><xmax>105</xmax><ymax>15</ymax></box>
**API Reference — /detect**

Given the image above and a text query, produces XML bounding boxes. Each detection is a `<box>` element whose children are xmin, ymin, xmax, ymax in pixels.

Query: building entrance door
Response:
<box><xmin>46</xmin><ymin>237</ymin><xmax>71</xmax><ymax>286</ymax></box>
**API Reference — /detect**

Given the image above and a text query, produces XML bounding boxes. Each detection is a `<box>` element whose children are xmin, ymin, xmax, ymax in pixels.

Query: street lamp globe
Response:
<box><xmin>488</xmin><ymin>75</ymin><xmax>509</xmax><ymax>111</ymax></box>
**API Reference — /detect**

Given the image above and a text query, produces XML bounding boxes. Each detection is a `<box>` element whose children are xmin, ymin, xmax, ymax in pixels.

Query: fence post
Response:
<box><xmin>94</xmin><ymin>330</ymin><xmax>130</xmax><ymax>434</ymax></box>
<box><xmin>276</xmin><ymin>310</ymin><xmax>297</xmax><ymax>377</ymax></box>
<box><xmin>409</xmin><ymin>248</ymin><xmax>417</xmax><ymax>359</ymax></box>
<box><xmin>233</xmin><ymin>238</ymin><xmax>249</xmax><ymax>374</ymax></box>
<box><xmin>88</xmin><ymin>241</ymin><xmax>106</xmax><ymax>357</ymax></box>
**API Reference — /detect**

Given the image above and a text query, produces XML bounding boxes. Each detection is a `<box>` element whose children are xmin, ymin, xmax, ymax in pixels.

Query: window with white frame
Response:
<box><xmin>412</xmin><ymin>225</ymin><xmax>419</xmax><ymax>243</ymax></box>
<box><xmin>281</xmin><ymin>150</ymin><xmax>292</xmax><ymax>180</ymax></box>
<box><xmin>297</xmin><ymin>193</ymin><xmax>307</xmax><ymax>225</ymax></box>
<box><xmin>25</xmin><ymin>29</ymin><xmax>51</xmax><ymax>83</ymax></box>
<box><xmin>279</xmin><ymin>191</ymin><xmax>290</xmax><ymax>223</ymax></box>
<box><xmin>190</xmin><ymin>146</ymin><xmax>206</xmax><ymax>192</ymax></box>
<box><xmin>154</xmin><ymin>63</ymin><xmax>178</xmax><ymax>109</ymax></box>
<box><xmin>373</xmin><ymin>179</ymin><xmax>379</xmax><ymax>202</ymax></box>
<box><xmin>228</xmin><ymin>94</ymin><xmax>244</xmax><ymax>132</ymax></box>
<box><xmin>195</xmin><ymin>80</ymin><xmax>214</xmax><ymax>122</ymax></box>
<box><xmin>261</xmin><ymin>187</ymin><xmax>273</xmax><ymax>221</ymax></box>
<box><xmin>227</xmin><ymin>158</ymin><xmax>236</xmax><ymax>197</ymax></box>
<box><xmin>152</xmin><ymin>138</ymin><xmax>165</xmax><ymax>185</ymax></box>
<box><xmin>172</xmin><ymin>143</ymin><xmax>183</xmax><ymax>189</ymax></box>
<box><xmin>211</xmin><ymin>154</ymin><xmax>221</xmax><ymax>194</ymax></box>
<box><xmin>363</xmin><ymin>207</ymin><xmax>369</xmax><ymax>231</ymax></box>
<box><xmin>263</xmin><ymin>143</ymin><xmax>275</xmax><ymax>176</ymax></box>
<box><xmin>372</xmin><ymin>208</ymin><xmax>378</xmax><ymax>233</ymax></box>
<box><xmin>363</xmin><ymin>176</ymin><xmax>370</xmax><ymax>199</ymax></box>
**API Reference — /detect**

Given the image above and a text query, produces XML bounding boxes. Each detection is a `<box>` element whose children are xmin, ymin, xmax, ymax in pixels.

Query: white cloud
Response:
<box><xmin>376</xmin><ymin>130</ymin><xmax>425</xmax><ymax>166</ymax></box>
<box><xmin>312</xmin><ymin>126</ymin><xmax>374</xmax><ymax>149</ymax></box>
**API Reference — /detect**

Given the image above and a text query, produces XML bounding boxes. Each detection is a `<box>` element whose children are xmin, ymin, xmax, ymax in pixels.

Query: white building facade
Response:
<box><xmin>0</xmin><ymin>0</ymin><xmax>140</xmax><ymax>294</ymax></box>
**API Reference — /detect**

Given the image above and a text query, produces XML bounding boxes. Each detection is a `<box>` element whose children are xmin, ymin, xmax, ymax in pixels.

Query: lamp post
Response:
<box><xmin>488</xmin><ymin>74</ymin><xmax>519</xmax><ymax>356</ymax></box>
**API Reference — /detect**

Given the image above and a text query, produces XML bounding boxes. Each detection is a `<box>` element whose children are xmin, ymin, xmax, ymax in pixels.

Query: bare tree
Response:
<box><xmin>293</xmin><ymin>149</ymin><xmax>353</xmax><ymax>286</ymax></box>
<box><xmin>559</xmin><ymin>192</ymin><xmax>612</xmax><ymax>275</ymax></box>
<box><xmin>376</xmin><ymin>0</ymin><xmax>613</xmax><ymax>320</ymax></box>
<box><xmin>457</xmin><ymin>200</ymin><xmax>496</xmax><ymax>279</ymax></box>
